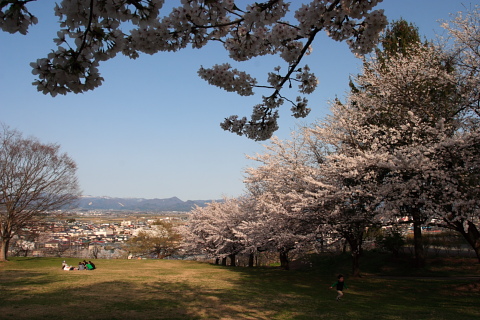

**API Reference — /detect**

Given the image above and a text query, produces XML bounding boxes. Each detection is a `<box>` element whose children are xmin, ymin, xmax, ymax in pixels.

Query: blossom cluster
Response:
<box><xmin>220</xmin><ymin>104</ymin><xmax>280</xmax><ymax>142</ymax></box>
<box><xmin>30</xmin><ymin>0</ymin><xmax>164</xmax><ymax>96</ymax></box>
<box><xmin>0</xmin><ymin>1</ymin><xmax>38</xmax><ymax>35</ymax></box>
<box><xmin>352</xmin><ymin>45</ymin><xmax>461</xmax><ymax>131</ymax></box>
<box><xmin>198</xmin><ymin>63</ymin><xmax>257</xmax><ymax>96</ymax></box>
<box><xmin>440</xmin><ymin>5</ymin><xmax>480</xmax><ymax>116</ymax></box>
<box><xmin>3</xmin><ymin>0</ymin><xmax>387</xmax><ymax>140</ymax></box>
<box><xmin>296</xmin><ymin>65</ymin><xmax>318</xmax><ymax>94</ymax></box>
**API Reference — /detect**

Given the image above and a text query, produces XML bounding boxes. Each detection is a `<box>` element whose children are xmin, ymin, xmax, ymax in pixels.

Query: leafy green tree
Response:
<box><xmin>377</xmin><ymin>19</ymin><xmax>422</xmax><ymax>61</ymax></box>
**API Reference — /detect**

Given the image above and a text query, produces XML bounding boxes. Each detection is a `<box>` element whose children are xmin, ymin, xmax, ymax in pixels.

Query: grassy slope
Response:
<box><xmin>0</xmin><ymin>254</ymin><xmax>479</xmax><ymax>320</ymax></box>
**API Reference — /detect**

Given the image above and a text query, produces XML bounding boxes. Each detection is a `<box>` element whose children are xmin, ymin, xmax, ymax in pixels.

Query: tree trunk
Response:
<box><xmin>345</xmin><ymin>235</ymin><xmax>362</xmax><ymax>277</ymax></box>
<box><xmin>452</xmin><ymin>220</ymin><xmax>480</xmax><ymax>263</ymax></box>
<box><xmin>215</xmin><ymin>257</ymin><xmax>220</xmax><ymax>265</ymax></box>
<box><xmin>221</xmin><ymin>257</ymin><xmax>227</xmax><ymax>266</ymax></box>
<box><xmin>412</xmin><ymin>218</ymin><xmax>425</xmax><ymax>268</ymax></box>
<box><xmin>279</xmin><ymin>251</ymin><xmax>289</xmax><ymax>270</ymax></box>
<box><xmin>229</xmin><ymin>254</ymin><xmax>236</xmax><ymax>267</ymax></box>
<box><xmin>351</xmin><ymin>250</ymin><xmax>361</xmax><ymax>277</ymax></box>
<box><xmin>0</xmin><ymin>238</ymin><xmax>10</xmax><ymax>261</ymax></box>
<box><xmin>248</xmin><ymin>253</ymin><xmax>254</xmax><ymax>267</ymax></box>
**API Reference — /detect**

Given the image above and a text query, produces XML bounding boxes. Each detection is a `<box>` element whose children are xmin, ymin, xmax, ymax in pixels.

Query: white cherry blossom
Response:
<box><xmin>2</xmin><ymin>0</ymin><xmax>387</xmax><ymax>140</ymax></box>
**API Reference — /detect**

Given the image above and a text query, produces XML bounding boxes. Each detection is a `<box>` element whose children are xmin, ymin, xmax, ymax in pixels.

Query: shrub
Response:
<box><xmin>375</xmin><ymin>228</ymin><xmax>405</xmax><ymax>257</ymax></box>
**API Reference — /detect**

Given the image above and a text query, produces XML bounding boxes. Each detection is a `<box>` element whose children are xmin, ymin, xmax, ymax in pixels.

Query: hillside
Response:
<box><xmin>75</xmin><ymin>196</ymin><xmax>216</xmax><ymax>212</ymax></box>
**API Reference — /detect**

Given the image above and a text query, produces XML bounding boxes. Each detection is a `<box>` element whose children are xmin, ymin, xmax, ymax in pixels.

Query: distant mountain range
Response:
<box><xmin>75</xmin><ymin>196</ymin><xmax>217</xmax><ymax>212</ymax></box>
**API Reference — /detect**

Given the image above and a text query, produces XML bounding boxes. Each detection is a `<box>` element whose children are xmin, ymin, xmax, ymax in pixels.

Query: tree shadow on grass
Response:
<box><xmin>0</xmin><ymin>268</ymin><xmax>320</xmax><ymax>320</ymax></box>
<box><xmin>1</xmin><ymin>261</ymin><xmax>480</xmax><ymax>320</ymax></box>
<box><xmin>0</xmin><ymin>270</ymin><xmax>57</xmax><ymax>287</ymax></box>
<box><xmin>222</xmin><ymin>264</ymin><xmax>480</xmax><ymax>320</ymax></box>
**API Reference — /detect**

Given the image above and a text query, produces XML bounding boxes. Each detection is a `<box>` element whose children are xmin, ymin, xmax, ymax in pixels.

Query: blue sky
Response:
<box><xmin>0</xmin><ymin>0</ymin><xmax>477</xmax><ymax>201</ymax></box>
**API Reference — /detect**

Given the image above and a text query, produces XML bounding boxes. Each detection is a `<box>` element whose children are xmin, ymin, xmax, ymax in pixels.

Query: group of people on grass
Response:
<box><xmin>62</xmin><ymin>260</ymin><xmax>96</xmax><ymax>271</ymax></box>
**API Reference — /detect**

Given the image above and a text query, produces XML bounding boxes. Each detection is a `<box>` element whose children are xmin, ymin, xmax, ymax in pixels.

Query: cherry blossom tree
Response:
<box><xmin>426</xmin><ymin>131</ymin><xmax>480</xmax><ymax>261</ymax></box>
<box><xmin>441</xmin><ymin>5</ymin><xmax>480</xmax><ymax>118</ymax></box>
<box><xmin>335</xmin><ymin>21</ymin><xmax>471</xmax><ymax>265</ymax></box>
<box><xmin>300</xmin><ymin>87</ymin><xmax>467</xmax><ymax>273</ymax></box>
<box><xmin>340</xmin><ymin>7</ymin><xmax>479</xmax><ymax>266</ymax></box>
<box><xmin>0</xmin><ymin>124</ymin><xmax>80</xmax><ymax>261</ymax></box>
<box><xmin>300</xmin><ymin>102</ymin><xmax>389</xmax><ymax>276</ymax></box>
<box><xmin>227</xmin><ymin>196</ymin><xmax>262</xmax><ymax>267</ymax></box>
<box><xmin>244</xmin><ymin>132</ymin><xmax>325</xmax><ymax>269</ymax></box>
<box><xmin>180</xmin><ymin>203</ymin><xmax>220</xmax><ymax>260</ymax></box>
<box><xmin>181</xmin><ymin>197</ymin><xmax>247</xmax><ymax>265</ymax></box>
<box><xmin>1</xmin><ymin>0</ymin><xmax>387</xmax><ymax>140</ymax></box>
<box><xmin>297</xmin><ymin>10</ymin><xmax>477</xmax><ymax>269</ymax></box>
<box><xmin>350</xmin><ymin>9</ymin><xmax>480</xmax><ymax>265</ymax></box>
<box><xmin>164</xmin><ymin>6</ymin><xmax>480</xmax><ymax>270</ymax></box>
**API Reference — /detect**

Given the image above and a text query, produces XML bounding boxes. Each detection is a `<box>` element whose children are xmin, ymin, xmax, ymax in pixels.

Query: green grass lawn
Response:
<box><xmin>1</xmin><ymin>254</ymin><xmax>479</xmax><ymax>320</ymax></box>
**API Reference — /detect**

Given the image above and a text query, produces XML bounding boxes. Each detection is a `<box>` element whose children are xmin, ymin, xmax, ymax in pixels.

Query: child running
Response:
<box><xmin>330</xmin><ymin>274</ymin><xmax>348</xmax><ymax>301</ymax></box>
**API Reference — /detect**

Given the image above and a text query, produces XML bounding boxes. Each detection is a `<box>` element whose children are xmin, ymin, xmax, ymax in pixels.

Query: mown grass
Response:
<box><xmin>0</xmin><ymin>253</ymin><xmax>479</xmax><ymax>320</ymax></box>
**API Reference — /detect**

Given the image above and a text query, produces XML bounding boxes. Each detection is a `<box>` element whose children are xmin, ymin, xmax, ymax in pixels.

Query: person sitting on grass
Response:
<box><xmin>63</xmin><ymin>263</ymin><xmax>75</xmax><ymax>271</ymax></box>
<box><xmin>85</xmin><ymin>262</ymin><xmax>94</xmax><ymax>270</ymax></box>
<box><xmin>88</xmin><ymin>261</ymin><xmax>96</xmax><ymax>270</ymax></box>
<box><xmin>330</xmin><ymin>274</ymin><xmax>348</xmax><ymax>301</ymax></box>
<box><xmin>78</xmin><ymin>262</ymin><xmax>85</xmax><ymax>270</ymax></box>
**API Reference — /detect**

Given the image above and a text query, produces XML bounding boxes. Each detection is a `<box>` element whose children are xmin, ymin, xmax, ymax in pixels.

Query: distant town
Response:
<box><xmin>10</xmin><ymin>195</ymin><xmax>211</xmax><ymax>259</ymax></box>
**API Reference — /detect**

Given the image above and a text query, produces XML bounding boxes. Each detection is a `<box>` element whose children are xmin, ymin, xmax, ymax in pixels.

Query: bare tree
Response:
<box><xmin>0</xmin><ymin>124</ymin><xmax>80</xmax><ymax>261</ymax></box>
